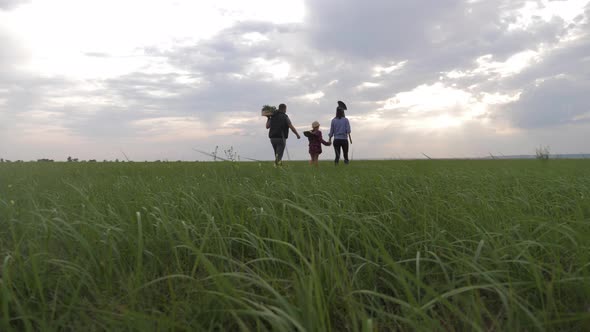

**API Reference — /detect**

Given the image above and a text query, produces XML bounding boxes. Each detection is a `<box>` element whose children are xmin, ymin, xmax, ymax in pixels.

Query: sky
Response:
<box><xmin>0</xmin><ymin>0</ymin><xmax>589</xmax><ymax>161</ymax></box>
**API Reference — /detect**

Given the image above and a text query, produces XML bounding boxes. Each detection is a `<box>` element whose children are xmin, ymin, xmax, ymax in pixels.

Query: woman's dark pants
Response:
<box><xmin>333</xmin><ymin>139</ymin><xmax>349</xmax><ymax>164</ymax></box>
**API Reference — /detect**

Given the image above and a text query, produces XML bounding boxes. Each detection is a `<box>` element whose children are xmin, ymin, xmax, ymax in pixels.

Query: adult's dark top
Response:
<box><xmin>268</xmin><ymin>112</ymin><xmax>292</xmax><ymax>139</ymax></box>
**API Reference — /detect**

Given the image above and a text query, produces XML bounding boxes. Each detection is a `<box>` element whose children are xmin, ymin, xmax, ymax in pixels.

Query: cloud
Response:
<box><xmin>0</xmin><ymin>0</ymin><xmax>29</xmax><ymax>10</ymax></box>
<box><xmin>1</xmin><ymin>1</ymin><xmax>590</xmax><ymax>160</ymax></box>
<box><xmin>0</xmin><ymin>27</ymin><xmax>68</xmax><ymax>148</ymax></box>
<box><xmin>491</xmin><ymin>5</ymin><xmax>590</xmax><ymax>129</ymax></box>
<box><xmin>304</xmin><ymin>0</ymin><xmax>562</xmax><ymax>60</ymax></box>
<box><xmin>303</xmin><ymin>0</ymin><xmax>579</xmax><ymax>94</ymax></box>
<box><xmin>503</xmin><ymin>77</ymin><xmax>590</xmax><ymax>128</ymax></box>
<box><xmin>0</xmin><ymin>27</ymin><xmax>29</xmax><ymax>74</ymax></box>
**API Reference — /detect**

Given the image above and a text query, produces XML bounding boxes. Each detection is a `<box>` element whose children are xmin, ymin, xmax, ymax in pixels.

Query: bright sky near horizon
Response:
<box><xmin>1</xmin><ymin>0</ymin><xmax>589</xmax><ymax>161</ymax></box>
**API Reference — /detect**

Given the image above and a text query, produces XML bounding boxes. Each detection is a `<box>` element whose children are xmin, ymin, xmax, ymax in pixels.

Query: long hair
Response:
<box><xmin>335</xmin><ymin>107</ymin><xmax>345</xmax><ymax>119</ymax></box>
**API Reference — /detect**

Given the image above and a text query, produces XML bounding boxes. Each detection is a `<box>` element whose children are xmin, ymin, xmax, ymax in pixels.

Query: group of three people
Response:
<box><xmin>265</xmin><ymin>103</ymin><xmax>352</xmax><ymax>166</ymax></box>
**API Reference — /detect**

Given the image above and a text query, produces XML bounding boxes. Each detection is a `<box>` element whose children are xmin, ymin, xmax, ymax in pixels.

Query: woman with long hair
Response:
<box><xmin>328</xmin><ymin>104</ymin><xmax>352</xmax><ymax>165</ymax></box>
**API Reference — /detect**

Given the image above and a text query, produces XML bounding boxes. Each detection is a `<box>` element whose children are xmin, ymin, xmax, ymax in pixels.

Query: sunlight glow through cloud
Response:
<box><xmin>382</xmin><ymin>83</ymin><xmax>473</xmax><ymax>112</ymax></box>
<box><xmin>357</xmin><ymin>82</ymin><xmax>381</xmax><ymax>90</ymax></box>
<box><xmin>474</xmin><ymin>51</ymin><xmax>539</xmax><ymax>77</ymax></box>
<box><xmin>377</xmin><ymin>83</ymin><xmax>520</xmax><ymax>130</ymax></box>
<box><xmin>445</xmin><ymin>51</ymin><xmax>539</xmax><ymax>79</ymax></box>
<box><xmin>241</xmin><ymin>32</ymin><xmax>270</xmax><ymax>45</ymax></box>
<box><xmin>294</xmin><ymin>91</ymin><xmax>325</xmax><ymax>103</ymax></box>
<box><xmin>506</xmin><ymin>0</ymin><xmax>590</xmax><ymax>31</ymax></box>
<box><xmin>373</xmin><ymin>61</ymin><xmax>407</xmax><ymax>77</ymax></box>
<box><xmin>1</xmin><ymin>0</ymin><xmax>304</xmax><ymax>79</ymax></box>
<box><xmin>249</xmin><ymin>58</ymin><xmax>291</xmax><ymax>80</ymax></box>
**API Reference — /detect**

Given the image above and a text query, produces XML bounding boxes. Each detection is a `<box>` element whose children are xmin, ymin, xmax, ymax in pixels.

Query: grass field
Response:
<box><xmin>1</xmin><ymin>160</ymin><xmax>589</xmax><ymax>331</ymax></box>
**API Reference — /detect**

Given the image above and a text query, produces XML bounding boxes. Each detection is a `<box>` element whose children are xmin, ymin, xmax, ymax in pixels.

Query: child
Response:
<box><xmin>304</xmin><ymin>121</ymin><xmax>331</xmax><ymax>166</ymax></box>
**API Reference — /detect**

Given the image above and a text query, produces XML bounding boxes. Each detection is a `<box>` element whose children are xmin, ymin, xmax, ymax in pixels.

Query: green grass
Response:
<box><xmin>1</xmin><ymin>160</ymin><xmax>590</xmax><ymax>331</ymax></box>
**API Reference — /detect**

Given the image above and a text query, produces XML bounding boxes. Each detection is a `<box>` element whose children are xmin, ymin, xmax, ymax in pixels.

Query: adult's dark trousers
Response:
<box><xmin>333</xmin><ymin>139</ymin><xmax>349</xmax><ymax>164</ymax></box>
<box><xmin>270</xmin><ymin>138</ymin><xmax>286</xmax><ymax>164</ymax></box>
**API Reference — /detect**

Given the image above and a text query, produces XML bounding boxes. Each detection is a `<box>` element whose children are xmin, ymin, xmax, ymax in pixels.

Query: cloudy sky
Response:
<box><xmin>0</xmin><ymin>0</ymin><xmax>589</xmax><ymax>161</ymax></box>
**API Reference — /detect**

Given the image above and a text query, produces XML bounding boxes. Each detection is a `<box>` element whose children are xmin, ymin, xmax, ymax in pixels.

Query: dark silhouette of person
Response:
<box><xmin>266</xmin><ymin>103</ymin><xmax>300</xmax><ymax>166</ymax></box>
